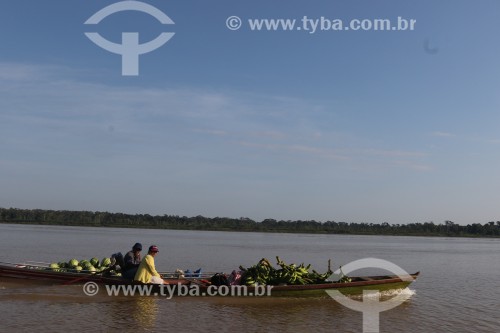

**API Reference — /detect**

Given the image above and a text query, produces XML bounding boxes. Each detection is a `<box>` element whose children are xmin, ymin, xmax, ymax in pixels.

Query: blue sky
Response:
<box><xmin>1</xmin><ymin>0</ymin><xmax>499</xmax><ymax>224</ymax></box>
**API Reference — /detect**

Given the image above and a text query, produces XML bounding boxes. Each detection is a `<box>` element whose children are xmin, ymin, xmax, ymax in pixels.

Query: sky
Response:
<box><xmin>1</xmin><ymin>0</ymin><xmax>499</xmax><ymax>224</ymax></box>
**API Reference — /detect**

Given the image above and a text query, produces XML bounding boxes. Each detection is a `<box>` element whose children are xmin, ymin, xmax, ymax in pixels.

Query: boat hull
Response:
<box><xmin>0</xmin><ymin>263</ymin><xmax>419</xmax><ymax>296</ymax></box>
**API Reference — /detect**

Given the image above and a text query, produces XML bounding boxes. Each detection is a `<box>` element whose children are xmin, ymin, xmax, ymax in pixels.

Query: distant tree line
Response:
<box><xmin>1</xmin><ymin>207</ymin><xmax>499</xmax><ymax>237</ymax></box>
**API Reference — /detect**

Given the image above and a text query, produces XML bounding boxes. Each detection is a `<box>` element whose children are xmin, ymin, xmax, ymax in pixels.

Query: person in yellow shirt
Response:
<box><xmin>134</xmin><ymin>245</ymin><xmax>164</xmax><ymax>284</ymax></box>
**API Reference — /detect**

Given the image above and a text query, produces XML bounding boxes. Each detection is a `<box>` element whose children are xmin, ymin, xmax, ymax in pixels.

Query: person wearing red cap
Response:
<box><xmin>134</xmin><ymin>245</ymin><xmax>164</xmax><ymax>284</ymax></box>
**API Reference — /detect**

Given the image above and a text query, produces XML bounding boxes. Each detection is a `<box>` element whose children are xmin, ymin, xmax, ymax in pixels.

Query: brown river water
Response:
<box><xmin>0</xmin><ymin>224</ymin><xmax>498</xmax><ymax>332</ymax></box>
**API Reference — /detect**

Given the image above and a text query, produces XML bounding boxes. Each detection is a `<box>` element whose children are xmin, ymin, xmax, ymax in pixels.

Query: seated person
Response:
<box><xmin>122</xmin><ymin>243</ymin><xmax>142</xmax><ymax>280</ymax></box>
<box><xmin>134</xmin><ymin>245</ymin><xmax>164</xmax><ymax>284</ymax></box>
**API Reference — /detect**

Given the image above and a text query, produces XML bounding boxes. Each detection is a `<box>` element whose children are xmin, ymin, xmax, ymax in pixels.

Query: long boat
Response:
<box><xmin>0</xmin><ymin>261</ymin><xmax>419</xmax><ymax>296</ymax></box>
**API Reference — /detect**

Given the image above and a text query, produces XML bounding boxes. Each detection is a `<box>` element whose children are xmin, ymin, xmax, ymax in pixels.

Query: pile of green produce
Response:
<box><xmin>240</xmin><ymin>256</ymin><xmax>351</xmax><ymax>286</ymax></box>
<box><xmin>48</xmin><ymin>257</ymin><xmax>119</xmax><ymax>275</ymax></box>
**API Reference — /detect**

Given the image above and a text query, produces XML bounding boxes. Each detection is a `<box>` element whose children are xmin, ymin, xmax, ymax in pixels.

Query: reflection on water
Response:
<box><xmin>131</xmin><ymin>297</ymin><xmax>159</xmax><ymax>330</ymax></box>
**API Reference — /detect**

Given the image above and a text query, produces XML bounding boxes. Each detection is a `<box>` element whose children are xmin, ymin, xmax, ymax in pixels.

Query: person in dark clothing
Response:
<box><xmin>122</xmin><ymin>243</ymin><xmax>142</xmax><ymax>280</ymax></box>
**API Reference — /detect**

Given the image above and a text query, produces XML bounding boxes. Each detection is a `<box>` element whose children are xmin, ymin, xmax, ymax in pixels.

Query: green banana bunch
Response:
<box><xmin>240</xmin><ymin>258</ymin><xmax>276</xmax><ymax>286</ymax></box>
<box><xmin>240</xmin><ymin>257</ymin><xmax>346</xmax><ymax>286</ymax></box>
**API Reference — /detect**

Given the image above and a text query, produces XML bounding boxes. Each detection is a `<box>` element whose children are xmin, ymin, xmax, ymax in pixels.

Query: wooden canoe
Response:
<box><xmin>0</xmin><ymin>262</ymin><xmax>419</xmax><ymax>296</ymax></box>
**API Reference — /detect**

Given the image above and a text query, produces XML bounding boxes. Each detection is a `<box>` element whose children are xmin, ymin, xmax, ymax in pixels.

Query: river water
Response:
<box><xmin>0</xmin><ymin>223</ymin><xmax>498</xmax><ymax>332</ymax></box>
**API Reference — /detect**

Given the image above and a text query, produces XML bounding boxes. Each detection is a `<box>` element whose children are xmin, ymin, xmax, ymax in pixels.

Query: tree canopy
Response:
<box><xmin>1</xmin><ymin>207</ymin><xmax>499</xmax><ymax>237</ymax></box>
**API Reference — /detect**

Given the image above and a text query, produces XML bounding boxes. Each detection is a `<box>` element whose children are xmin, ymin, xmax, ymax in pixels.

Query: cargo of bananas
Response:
<box><xmin>239</xmin><ymin>256</ymin><xmax>348</xmax><ymax>286</ymax></box>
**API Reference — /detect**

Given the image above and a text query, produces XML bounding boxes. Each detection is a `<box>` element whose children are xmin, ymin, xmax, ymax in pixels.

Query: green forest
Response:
<box><xmin>1</xmin><ymin>207</ymin><xmax>499</xmax><ymax>237</ymax></box>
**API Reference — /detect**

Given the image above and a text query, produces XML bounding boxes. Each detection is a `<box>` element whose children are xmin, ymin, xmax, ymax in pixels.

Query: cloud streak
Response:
<box><xmin>0</xmin><ymin>62</ymin><xmax>434</xmax><ymax>173</ymax></box>
<box><xmin>0</xmin><ymin>62</ymin><xmax>439</xmax><ymax>220</ymax></box>
<box><xmin>431</xmin><ymin>131</ymin><xmax>455</xmax><ymax>137</ymax></box>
